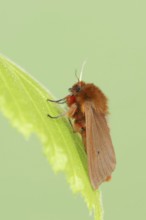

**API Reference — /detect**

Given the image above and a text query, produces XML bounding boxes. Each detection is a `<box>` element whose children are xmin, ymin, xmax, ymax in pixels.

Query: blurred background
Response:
<box><xmin>0</xmin><ymin>0</ymin><xmax>146</xmax><ymax>220</ymax></box>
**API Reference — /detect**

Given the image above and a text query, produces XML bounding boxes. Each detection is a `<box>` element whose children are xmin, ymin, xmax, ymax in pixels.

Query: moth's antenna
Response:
<box><xmin>79</xmin><ymin>60</ymin><xmax>87</xmax><ymax>81</ymax></box>
<box><xmin>75</xmin><ymin>69</ymin><xmax>79</xmax><ymax>82</ymax></box>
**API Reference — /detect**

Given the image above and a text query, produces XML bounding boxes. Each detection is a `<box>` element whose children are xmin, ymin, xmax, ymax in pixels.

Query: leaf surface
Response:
<box><xmin>0</xmin><ymin>55</ymin><xmax>103</xmax><ymax>220</ymax></box>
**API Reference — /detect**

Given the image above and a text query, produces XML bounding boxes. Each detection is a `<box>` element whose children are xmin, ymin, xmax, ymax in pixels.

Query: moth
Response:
<box><xmin>47</xmin><ymin>65</ymin><xmax>116</xmax><ymax>190</ymax></box>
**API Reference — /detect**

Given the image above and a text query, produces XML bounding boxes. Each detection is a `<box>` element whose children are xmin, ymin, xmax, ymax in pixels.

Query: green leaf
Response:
<box><xmin>0</xmin><ymin>55</ymin><xmax>103</xmax><ymax>220</ymax></box>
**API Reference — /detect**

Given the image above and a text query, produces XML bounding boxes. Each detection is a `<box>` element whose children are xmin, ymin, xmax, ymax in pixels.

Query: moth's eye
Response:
<box><xmin>76</xmin><ymin>86</ymin><xmax>81</xmax><ymax>92</ymax></box>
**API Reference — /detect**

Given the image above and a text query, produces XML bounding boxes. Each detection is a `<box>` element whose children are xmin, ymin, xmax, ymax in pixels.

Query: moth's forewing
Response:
<box><xmin>85</xmin><ymin>102</ymin><xmax>116</xmax><ymax>189</ymax></box>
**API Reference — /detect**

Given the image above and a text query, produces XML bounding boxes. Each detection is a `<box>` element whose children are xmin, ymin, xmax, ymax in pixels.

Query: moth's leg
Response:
<box><xmin>67</xmin><ymin>104</ymin><xmax>78</xmax><ymax>132</ymax></box>
<box><xmin>47</xmin><ymin>103</ymin><xmax>77</xmax><ymax>120</ymax></box>
<box><xmin>67</xmin><ymin>103</ymin><xmax>77</xmax><ymax>117</ymax></box>
<box><xmin>47</xmin><ymin>112</ymin><xmax>66</xmax><ymax>119</ymax></box>
<box><xmin>47</xmin><ymin>97</ymin><xmax>66</xmax><ymax>104</ymax></box>
<box><xmin>80</xmin><ymin>128</ymin><xmax>87</xmax><ymax>153</ymax></box>
<box><xmin>69</xmin><ymin>119</ymin><xmax>85</xmax><ymax>133</ymax></box>
<box><xmin>73</xmin><ymin>120</ymin><xmax>87</xmax><ymax>152</ymax></box>
<box><xmin>68</xmin><ymin>119</ymin><xmax>76</xmax><ymax>133</ymax></box>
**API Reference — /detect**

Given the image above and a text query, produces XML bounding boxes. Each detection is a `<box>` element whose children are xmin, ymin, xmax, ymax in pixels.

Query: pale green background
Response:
<box><xmin>0</xmin><ymin>0</ymin><xmax>146</xmax><ymax>220</ymax></box>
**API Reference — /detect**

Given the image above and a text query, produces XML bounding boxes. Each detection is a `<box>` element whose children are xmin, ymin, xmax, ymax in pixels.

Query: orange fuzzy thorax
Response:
<box><xmin>71</xmin><ymin>81</ymin><xmax>108</xmax><ymax>115</ymax></box>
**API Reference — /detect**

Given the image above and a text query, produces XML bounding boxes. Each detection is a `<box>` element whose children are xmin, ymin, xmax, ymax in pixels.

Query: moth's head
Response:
<box><xmin>69</xmin><ymin>61</ymin><xmax>87</xmax><ymax>95</ymax></box>
<box><xmin>68</xmin><ymin>81</ymin><xmax>86</xmax><ymax>95</ymax></box>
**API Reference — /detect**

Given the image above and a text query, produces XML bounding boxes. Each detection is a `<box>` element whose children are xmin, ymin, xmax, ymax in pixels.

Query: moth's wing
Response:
<box><xmin>84</xmin><ymin>102</ymin><xmax>116</xmax><ymax>189</ymax></box>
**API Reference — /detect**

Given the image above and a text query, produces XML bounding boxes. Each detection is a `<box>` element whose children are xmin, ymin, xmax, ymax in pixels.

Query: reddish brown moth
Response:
<box><xmin>47</xmin><ymin>67</ymin><xmax>116</xmax><ymax>190</ymax></box>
